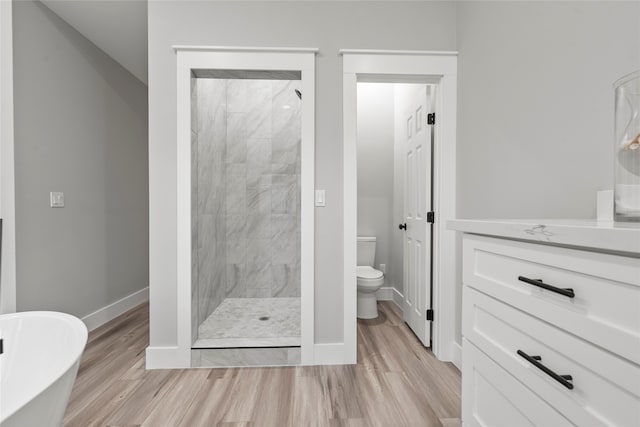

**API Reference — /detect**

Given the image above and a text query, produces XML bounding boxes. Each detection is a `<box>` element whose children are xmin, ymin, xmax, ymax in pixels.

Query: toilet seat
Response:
<box><xmin>357</xmin><ymin>266</ymin><xmax>383</xmax><ymax>280</ymax></box>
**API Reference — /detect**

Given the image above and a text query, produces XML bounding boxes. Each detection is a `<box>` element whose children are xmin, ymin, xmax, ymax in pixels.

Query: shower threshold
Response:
<box><xmin>192</xmin><ymin>297</ymin><xmax>301</xmax><ymax>349</ymax></box>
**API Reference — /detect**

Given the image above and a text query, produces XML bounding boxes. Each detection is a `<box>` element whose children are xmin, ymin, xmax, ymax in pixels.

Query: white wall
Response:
<box><xmin>148</xmin><ymin>1</ymin><xmax>457</xmax><ymax>348</ymax></box>
<box><xmin>392</xmin><ymin>86</ymin><xmax>405</xmax><ymax>296</ymax></box>
<box><xmin>357</xmin><ymin>83</ymin><xmax>395</xmax><ymax>286</ymax></box>
<box><xmin>12</xmin><ymin>1</ymin><xmax>149</xmax><ymax>318</ymax></box>
<box><xmin>455</xmin><ymin>1</ymin><xmax>640</xmax><ymax>343</ymax></box>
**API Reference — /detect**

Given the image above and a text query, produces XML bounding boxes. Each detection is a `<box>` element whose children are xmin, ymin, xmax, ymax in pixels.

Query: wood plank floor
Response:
<box><xmin>64</xmin><ymin>301</ymin><xmax>461</xmax><ymax>427</ymax></box>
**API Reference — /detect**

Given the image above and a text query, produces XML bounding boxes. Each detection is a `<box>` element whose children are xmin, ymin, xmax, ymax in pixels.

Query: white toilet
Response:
<box><xmin>357</xmin><ymin>236</ymin><xmax>385</xmax><ymax>319</ymax></box>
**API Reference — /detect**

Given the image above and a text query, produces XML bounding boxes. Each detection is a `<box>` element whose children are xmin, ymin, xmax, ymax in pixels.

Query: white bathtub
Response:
<box><xmin>0</xmin><ymin>311</ymin><xmax>88</xmax><ymax>427</ymax></box>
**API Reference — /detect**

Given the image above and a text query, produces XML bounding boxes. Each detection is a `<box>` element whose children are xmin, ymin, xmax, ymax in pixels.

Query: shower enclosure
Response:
<box><xmin>171</xmin><ymin>47</ymin><xmax>315</xmax><ymax>370</ymax></box>
<box><xmin>189</xmin><ymin>70</ymin><xmax>302</xmax><ymax>366</ymax></box>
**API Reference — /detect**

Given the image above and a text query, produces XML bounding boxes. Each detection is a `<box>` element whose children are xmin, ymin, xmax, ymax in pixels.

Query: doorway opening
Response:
<box><xmin>171</xmin><ymin>47</ymin><xmax>316</xmax><ymax>369</ymax></box>
<box><xmin>356</xmin><ymin>81</ymin><xmax>435</xmax><ymax>346</ymax></box>
<box><xmin>342</xmin><ymin>50</ymin><xmax>458</xmax><ymax>365</ymax></box>
<box><xmin>190</xmin><ymin>70</ymin><xmax>303</xmax><ymax>366</ymax></box>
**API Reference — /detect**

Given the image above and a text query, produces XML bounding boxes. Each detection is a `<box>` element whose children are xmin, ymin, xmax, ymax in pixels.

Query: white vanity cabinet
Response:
<box><xmin>448</xmin><ymin>220</ymin><xmax>640</xmax><ymax>427</ymax></box>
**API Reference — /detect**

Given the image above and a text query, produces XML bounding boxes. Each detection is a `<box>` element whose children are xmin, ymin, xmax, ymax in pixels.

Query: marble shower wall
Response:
<box><xmin>225</xmin><ymin>79</ymin><xmax>301</xmax><ymax>299</ymax></box>
<box><xmin>192</xmin><ymin>77</ymin><xmax>301</xmax><ymax>337</ymax></box>
<box><xmin>191</xmin><ymin>76</ymin><xmax>199</xmax><ymax>343</ymax></box>
<box><xmin>193</xmin><ymin>78</ymin><xmax>229</xmax><ymax>336</ymax></box>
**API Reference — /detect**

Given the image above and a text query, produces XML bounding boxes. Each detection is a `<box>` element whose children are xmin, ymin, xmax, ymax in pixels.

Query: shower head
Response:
<box><xmin>295</xmin><ymin>89</ymin><xmax>302</xmax><ymax>100</ymax></box>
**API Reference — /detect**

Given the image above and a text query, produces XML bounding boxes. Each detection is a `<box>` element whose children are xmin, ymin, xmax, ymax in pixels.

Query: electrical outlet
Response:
<box><xmin>380</xmin><ymin>264</ymin><xmax>386</xmax><ymax>273</ymax></box>
<box><xmin>50</xmin><ymin>192</ymin><xmax>64</xmax><ymax>208</ymax></box>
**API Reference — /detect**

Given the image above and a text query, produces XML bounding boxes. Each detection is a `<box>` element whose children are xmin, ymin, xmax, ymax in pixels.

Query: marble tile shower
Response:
<box><xmin>191</xmin><ymin>75</ymin><xmax>302</xmax><ymax>346</ymax></box>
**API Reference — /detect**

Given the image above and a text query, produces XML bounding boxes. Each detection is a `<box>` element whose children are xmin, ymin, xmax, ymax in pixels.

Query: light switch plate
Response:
<box><xmin>315</xmin><ymin>190</ymin><xmax>326</xmax><ymax>207</ymax></box>
<box><xmin>50</xmin><ymin>192</ymin><xmax>64</xmax><ymax>208</ymax></box>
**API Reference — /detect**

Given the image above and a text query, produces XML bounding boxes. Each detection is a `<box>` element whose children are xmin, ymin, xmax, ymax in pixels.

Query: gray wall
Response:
<box><xmin>357</xmin><ymin>83</ymin><xmax>395</xmax><ymax>286</ymax></box>
<box><xmin>149</xmin><ymin>0</ymin><xmax>638</xmax><ymax>352</ymax></box>
<box><xmin>457</xmin><ymin>1</ymin><xmax>640</xmax><ymax>220</ymax></box>
<box><xmin>148</xmin><ymin>1</ymin><xmax>457</xmax><ymax>346</ymax></box>
<box><xmin>454</xmin><ymin>0</ymin><xmax>640</xmax><ymax>343</ymax></box>
<box><xmin>13</xmin><ymin>1</ymin><xmax>148</xmax><ymax>318</ymax></box>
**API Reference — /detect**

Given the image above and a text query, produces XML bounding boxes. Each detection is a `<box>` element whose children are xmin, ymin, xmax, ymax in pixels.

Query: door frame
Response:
<box><xmin>0</xmin><ymin>0</ymin><xmax>17</xmax><ymax>315</ymax></box>
<box><xmin>342</xmin><ymin>50</ymin><xmax>458</xmax><ymax>364</ymax></box>
<box><xmin>174</xmin><ymin>46</ymin><xmax>317</xmax><ymax>367</ymax></box>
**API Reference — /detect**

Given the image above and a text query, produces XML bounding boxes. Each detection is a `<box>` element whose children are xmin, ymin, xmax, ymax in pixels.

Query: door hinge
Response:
<box><xmin>427</xmin><ymin>211</ymin><xmax>435</xmax><ymax>223</ymax></box>
<box><xmin>426</xmin><ymin>309</ymin><xmax>434</xmax><ymax>321</ymax></box>
<box><xmin>427</xmin><ymin>113</ymin><xmax>436</xmax><ymax>125</ymax></box>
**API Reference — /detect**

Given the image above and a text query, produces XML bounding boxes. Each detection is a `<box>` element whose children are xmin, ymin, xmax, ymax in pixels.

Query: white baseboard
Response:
<box><xmin>376</xmin><ymin>286</ymin><xmax>394</xmax><ymax>301</ymax></box>
<box><xmin>392</xmin><ymin>287</ymin><xmax>404</xmax><ymax>307</ymax></box>
<box><xmin>145</xmin><ymin>346</ymin><xmax>190</xmax><ymax>369</ymax></box>
<box><xmin>451</xmin><ymin>341</ymin><xmax>462</xmax><ymax>371</ymax></box>
<box><xmin>81</xmin><ymin>287</ymin><xmax>149</xmax><ymax>332</ymax></box>
<box><xmin>376</xmin><ymin>286</ymin><xmax>404</xmax><ymax>308</ymax></box>
<box><xmin>313</xmin><ymin>343</ymin><xmax>348</xmax><ymax>365</ymax></box>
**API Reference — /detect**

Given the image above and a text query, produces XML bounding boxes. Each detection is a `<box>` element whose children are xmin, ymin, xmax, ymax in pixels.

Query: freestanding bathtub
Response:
<box><xmin>0</xmin><ymin>311</ymin><xmax>88</xmax><ymax>427</ymax></box>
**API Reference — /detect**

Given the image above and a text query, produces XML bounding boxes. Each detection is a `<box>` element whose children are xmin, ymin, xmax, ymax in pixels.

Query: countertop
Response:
<box><xmin>447</xmin><ymin>219</ymin><xmax>640</xmax><ymax>255</ymax></box>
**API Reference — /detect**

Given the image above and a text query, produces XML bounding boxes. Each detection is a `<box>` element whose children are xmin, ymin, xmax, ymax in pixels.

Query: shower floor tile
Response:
<box><xmin>193</xmin><ymin>297</ymin><xmax>300</xmax><ymax>348</ymax></box>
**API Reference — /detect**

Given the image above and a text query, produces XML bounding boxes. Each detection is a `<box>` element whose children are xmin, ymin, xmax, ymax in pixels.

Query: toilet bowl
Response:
<box><xmin>357</xmin><ymin>266</ymin><xmax>384</xmax><ymax>319</ymax></box>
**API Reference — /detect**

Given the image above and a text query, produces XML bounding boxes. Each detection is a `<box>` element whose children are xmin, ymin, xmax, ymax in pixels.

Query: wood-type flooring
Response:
<box><xmin>64</xmin><ymin>301</ymin><xmax>461</xmax><ymax>427</ymax></box>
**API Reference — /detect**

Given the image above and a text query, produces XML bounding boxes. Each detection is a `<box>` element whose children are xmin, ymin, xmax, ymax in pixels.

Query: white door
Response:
<box><xmin>400</xmin><ymin>84</ymin><xmax>432</xmax><ymax>346</ymax></box>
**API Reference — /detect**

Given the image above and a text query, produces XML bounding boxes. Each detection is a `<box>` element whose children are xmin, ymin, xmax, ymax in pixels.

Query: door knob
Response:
<box><xmin>398</xmin><ymin>223</ymin><xmax>407</xmax><ymax>230</ymax></box>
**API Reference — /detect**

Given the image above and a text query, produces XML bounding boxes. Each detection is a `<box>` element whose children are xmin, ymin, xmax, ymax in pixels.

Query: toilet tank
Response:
<box><xmin>357</xmin><ymin>236</ymin><xmax>376</xmax><ymax>266</ymax></box>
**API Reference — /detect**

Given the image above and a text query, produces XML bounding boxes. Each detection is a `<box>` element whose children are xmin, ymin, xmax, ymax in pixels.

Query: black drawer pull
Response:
<box><xmin>518</xmin><ymin>276</ymin><xmax>575</xmax><ymax>298</ymax></box>
<box><xmin>517</xmin><ymin>349</ymin><xmax>574</xmax><ymax>390</ymax></box>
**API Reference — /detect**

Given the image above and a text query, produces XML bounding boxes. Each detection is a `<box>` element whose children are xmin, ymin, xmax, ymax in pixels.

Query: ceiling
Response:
<box><xmin>40</xmin><ymin>0</ymin><xmax>148</xmax><ymax>85</ymax></box>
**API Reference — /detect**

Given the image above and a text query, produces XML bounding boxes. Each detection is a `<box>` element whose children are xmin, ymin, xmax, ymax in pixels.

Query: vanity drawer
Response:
<box><xmin>462</xmin><ymin>338</ymin><xmax>572</xmax><ymax>427</ymax></box>
<box><xmin>463</xmin><ymin>233</ymin><xmax>640</xmax><ymax>364</ymax></box>
<box><xmin>463</xmin><ymin>287</ymin><xmax>640</xmax><ymax>427</ymax></box>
